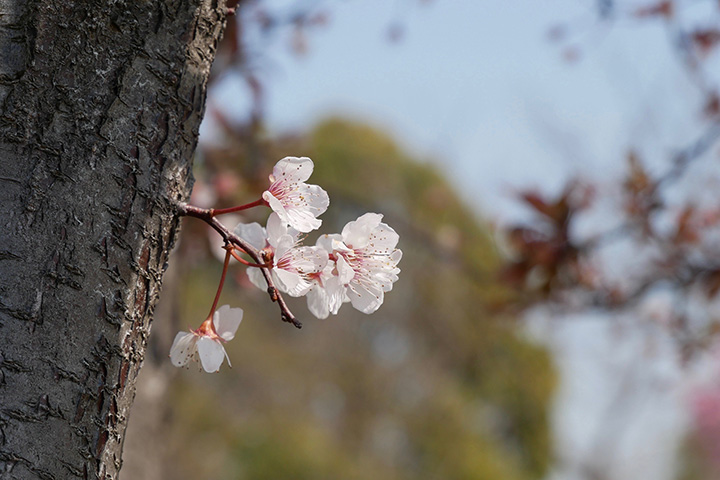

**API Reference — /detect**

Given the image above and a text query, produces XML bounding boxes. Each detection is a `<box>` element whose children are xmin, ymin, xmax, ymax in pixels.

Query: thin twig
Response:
<box><xmin>228</xmin><ymin>248</ymin><xmax>269</xmax><ymax>268</ymax></box>
<box><xmin>582</xmin><ymin>120</ymin><xmax>720</xmax><ymax>251</ymax></box>
<box><xmin>177</xmin><ymin>202</ymin><xmax>302</xmax><ymax>329</ymax></box>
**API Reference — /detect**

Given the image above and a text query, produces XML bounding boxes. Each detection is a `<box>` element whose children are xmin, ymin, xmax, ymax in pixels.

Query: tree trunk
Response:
<box><xmin>0</xmin><ymin>1</ymin><xmax>226</xmax><ymax>478</ymax></box>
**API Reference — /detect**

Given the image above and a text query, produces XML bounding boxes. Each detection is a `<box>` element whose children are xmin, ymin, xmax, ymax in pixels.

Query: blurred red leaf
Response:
<box><xmin>692</xmin><ymin>29</ymin><xmax>720</xmax><ymax>55</ymax></box>
<box><xmin>520</xmin><ymin>192</ymin><xmax>568</xmax><ymax>223</ymax></box>
<box><xmin>704</xmin><ymin>92</ymin><xmax>720</xmax><ymax>119</ymax></box>
<box><xmin>674</xmin><ymin>206</ymin><xmax>700</xmax><ymax>244</ymax></box>
<box><xmin>623</xmin><ymin>152</ymin><xmax>660</xmax><ymax>230</ymax></box>
<box><xmin>519</xmin><ymin>181</ymin><xmax>591</xmax><ymax>227</ymax></box>
<box><xmin>634</xmin><ymin>1</ymin><xmax>673</xmax><ymax>19</ymax></box>
<box><xmin>625</xmin><ymin>151</ymin><xmax>651</xmax><ymax>193</ymax></box>
<box><xmin>499</xmin><ymin>261</ymin><xmax>532</xmax><ymax>287</ymax></box>
<box><xmin>705</xmin><ymin>270</ymin><xmax>720</xmax><ymax>298</ymax></box>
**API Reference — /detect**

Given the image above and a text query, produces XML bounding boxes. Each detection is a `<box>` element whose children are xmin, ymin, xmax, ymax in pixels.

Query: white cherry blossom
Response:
<box><xmin>234</xmin><ymin>213</ymin><xmax>328</xmax><ymax>297</ymax></box>
<box><xmin>315</xmin><ymin>213</ymin><xmax>401</xmax><ymax>315</ymax></box>
<box><xmin>305</xmin><ymin>261</ymin><xmax>346</xmax><ymax>319</ymax></box>
<box><xmin>262</xmin><ymin>156</ymin><xmax>329</xmax><ymax>233</ymax></box>
<box><xmin>169</xmin><ymin>305</ymin><xmax>243</xmax><ymax>373</ymax></box>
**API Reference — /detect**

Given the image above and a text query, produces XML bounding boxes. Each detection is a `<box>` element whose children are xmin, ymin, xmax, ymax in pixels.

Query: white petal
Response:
<box><xmin>316</xmin><ymin>234</ymin><xmax>343</xmax><ymax>253</ymax></box>
<box><xmin>374</xmin><ymin>270</ymin><xmax>400</xmax><ymax>292</ymax></box>
<box><xmin>296</xmin><ymin>183</ymin><xmax>329</xmax><ymax>217</ymax></box>
<box><xmin>247</xmin><ymin>267</ymin><xmax>268</xmax><ymax>291</ymax></box>
<box><xmin>288</xmin><ymin>246</ymin><xmax>328</xmax><ymax>275</ymax></box>
<box><xmin>324</xmin><ymin>276</ymin><xmax>346</xmax><ymax>315</ymax></box>
<box><xmin>336</xmin><ymin>255</ymin><xmax>355</xmax><ymax>285</ymax></box>
<box><xmin>266</xmin><ymin>212</ymin><xmax>288</xmax><ymax>246</ymax></box>
<box><xmin>263</xmin><ymin>191</ymin><xmax>292</xmax><ymax>227</ymax></box>
<box><xmin>213</xmin><ymin>305</ymin><xmax>243</xmax><ymax>341</ymax></box>
<box><xmin>275</xmin><ymin>268</ymin><xmax>311</xmax><ymax>296</ymax></box>
<box><xmin>232</xmin><ymin>222</ymin><xmax>267</xmax><ymax>251</ymax></box>
<box><xmin>285</xmin><ymin>205</ymin><xmax>322</xmax><ymax>233</ymax></box>
<box><xmin>348</xmin><ymin>283</ymin><xmax>384</xmax><ymax>314</ymax></box>
<box><xmin>342</xmin><ymin>213</ymin><xmax>383</xmax><ymax>249</ymax></box>
<box><xmin>270</xmin><ymin>270</ymin><xmax>287</xmax><ymax>292</ymax></box>
<box><xmin>272</xmin><ymin>156</ymin><xmax>314</xmax><ymax>183</ymax></box>
<box><xmin>306</xmin><ymin>286</ymin><xmax>330</xmax><ymax>319</ymax></box>
<box><xmin>196</xmin><ymin>337</ymin><xmax>226</xmax><ymax>373</ymax></box>
<box><xmin>390</xmin><ymin>249</ymin><xmax>402</xmax><ymax>264</ymax></box>
<box><xmin>169</xmin><ymin>332</ymin><xmax>198</xmax><ymax>367</ymax></box>
<box><xmin>274</xmin><ymin>234</ymin><xmax>296</xmax><ymax>260</ymax></box>
<box><xmin>366</xmin><ymin>222</ymin><xmax>400</xmax><ymax>255</ymax></box>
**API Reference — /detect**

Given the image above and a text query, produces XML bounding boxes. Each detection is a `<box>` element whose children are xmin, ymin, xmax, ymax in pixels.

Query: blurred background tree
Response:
<box><xmin>124</xmin><ymin>117</ymin><xmax>556</xmax><ymax>479</ymax></box>
<box><xmin>125</xmin><ymin>0</ymin><xmax>720</xmax><ymax>478</ymax></box>
<box><xmin>121</xmin><ymin>2</ymin><xmax>557</xmax><ymax>478</ymax></box>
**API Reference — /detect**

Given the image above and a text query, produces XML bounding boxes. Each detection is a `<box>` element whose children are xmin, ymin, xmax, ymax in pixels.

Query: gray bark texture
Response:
<box><xmin>0</xmin><ymin>1</ymin><xmax>226</xmax><ymax>478</ymax></box>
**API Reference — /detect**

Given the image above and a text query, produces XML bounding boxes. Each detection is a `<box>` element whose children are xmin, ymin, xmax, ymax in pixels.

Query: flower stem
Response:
<box><xmin>210</xmin><ymin>198</ymin><xmax>266</xmax><ymax>217</ymax></box>
<box><xmin>205</xmin><ymin>248</ymin><xmax>232</xmax><ymax>328</ymax></box>
<box><xmin>229</xmin><ymin>248</ymin><xmax>270</xmax><ymax>268</ymax></box>
<box><xmin>177</xmin><ymin>202</ymin><xmax>303</xmax><ymax>329</ymax></box>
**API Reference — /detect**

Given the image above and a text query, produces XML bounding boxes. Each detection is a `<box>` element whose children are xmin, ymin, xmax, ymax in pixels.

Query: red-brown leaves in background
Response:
<box><xmin>521</xmin><ymin>181</ymin><xmax>593</xmax><ymax>224</ymax></box>
<box><xmin>704</xmin><ymin>92</ymin><xmax>720</xmax><ymax>119</ymax></box>
<box><xmin>674</xmin><ymin>206</ymin><xmax>701</xmax><ymax>245</ymax></box>
<box><xmin>703</xmin><ymin>269</ymin><xmax>720</xmax><ymax>298</ymax></box>
<box><xmin>634</xmin><ymin>1</ymin><xmax>674</xmax><ymax>19</ymax></box>
<box><xmin>692</xmin><ymin>29</ymin><xmax>720</xmax><ymax>56</ymax></box>
<box><xmin>501</xmin><ymin>184</ymin><xmax>592</xmax><ymax>294</ymax></box>
<box><xmin>623</xmin><ymin>151</ymin><xmax>660</xmax><ymax>235</ymax></box>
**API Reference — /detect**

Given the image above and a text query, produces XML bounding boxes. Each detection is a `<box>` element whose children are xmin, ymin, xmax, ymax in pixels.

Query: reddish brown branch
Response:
<box><xmin>228</xmin><ymin>248</ymin><xmax>270</xmax><ymax>268</ymax></box>
<box><xmin>211</xmin><ymin>197</ymin><xmax>266</xmax><ymax>216</ymax></box>
<box><xmin>177</xmin><ymin>202</ymin><xmax>302</xmax><ymax>329</ymax></box>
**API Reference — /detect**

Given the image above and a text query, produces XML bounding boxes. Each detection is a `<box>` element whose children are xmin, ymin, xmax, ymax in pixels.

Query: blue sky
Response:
<box><xmin>201</xmin><ymin>2</ymin><xmax>716</xmax><ymax>478</ymax></box>
<box><xmin>207</xmin><ymin>0</ymin><xmax>700</xmax><ymax>220</ymax></box>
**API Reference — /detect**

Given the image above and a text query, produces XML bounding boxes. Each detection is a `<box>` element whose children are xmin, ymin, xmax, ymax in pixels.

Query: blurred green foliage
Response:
<box><xmin>167</xmin><ymin>119</ymin><xmax>555</xmax><ymax>479</ymax></box>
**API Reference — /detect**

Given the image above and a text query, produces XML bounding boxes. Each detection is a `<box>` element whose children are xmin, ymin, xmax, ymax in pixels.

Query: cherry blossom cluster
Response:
<box><xmin>172</xmin><ymin>157</ymin><xmax>402</xmax><ymax>372</ymax></box>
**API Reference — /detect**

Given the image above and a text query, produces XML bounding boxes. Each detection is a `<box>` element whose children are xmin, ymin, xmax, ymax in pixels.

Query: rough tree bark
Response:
<box><xmin>0</xmin><ymin>1</ymin><xmax>227</xmax><ymax>478</ymax></box>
